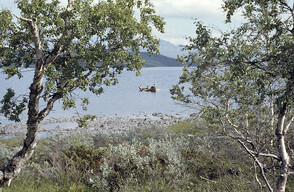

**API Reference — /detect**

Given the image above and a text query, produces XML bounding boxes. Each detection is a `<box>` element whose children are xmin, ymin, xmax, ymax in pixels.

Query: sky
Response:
<box><xmin>0</xmin><ymin>0</ymin><xmax>241</xmax><ymax>45</ymax></box>
<box><xmin>151</xmin><ymin>0</ymin><xmax>236</xmax><ymax>45</ymax></box>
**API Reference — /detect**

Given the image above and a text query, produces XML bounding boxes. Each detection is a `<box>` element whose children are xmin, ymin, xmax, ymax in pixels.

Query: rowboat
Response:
<box><xmin>139</xmin><ymin>85</ymin><xmax>156</xmax><ymax>92</ymax></box>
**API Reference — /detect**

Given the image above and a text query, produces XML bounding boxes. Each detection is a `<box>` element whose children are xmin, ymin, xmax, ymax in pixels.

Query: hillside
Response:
<box><xmin>141</xmin><ymin>52</ymin><xmax>182</xmax><ymax>67</ymax></box>
<box><xmin>2</xmin><ymin>49</ymin><xmax>183</xmax><ymax>69</ymax></box>
<box><xmin>141</xmin><ymin>39</ymin><xmax>187</xmax><ymax>59</ymax></box>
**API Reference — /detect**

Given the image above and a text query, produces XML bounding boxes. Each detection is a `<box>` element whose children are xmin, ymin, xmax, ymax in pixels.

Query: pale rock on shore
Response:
<box><xmin>0</xmin><ymin>113</ymin><xmax>194</xmax><ymax>139</ymax></box>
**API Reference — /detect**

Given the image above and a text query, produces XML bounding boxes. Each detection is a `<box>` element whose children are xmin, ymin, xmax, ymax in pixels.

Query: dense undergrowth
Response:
<box><xmin>0</xmin><ymin>120</ymin><xmax>290</xmax><ymax>191</ymax></box>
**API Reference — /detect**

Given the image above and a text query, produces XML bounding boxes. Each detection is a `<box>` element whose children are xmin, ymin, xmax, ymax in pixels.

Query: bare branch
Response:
<box><xmin>225</xmin><ymin>114</ymin><xmax>238</xmax><ymax>129</ymax></box>
<box><xmin>225</xmin><ymin>101</ymin><xmax>243</xmax><ymax>136</ymax></box>
<box><xmin>13</xmin><ymin>14</ymin><xmax>31</xmax><ymax>22</ymax></box>
<box><xmin>224</xmin><ymin>100</ymin><xmax>239</xmax><ymax>126</ymax></box>
<box><xmin>238</xmin><ymin>139</ymin><xmax>273</xmax><ymax>192</ymax></box>
<box><xmin>0</xmin><ymin>170</ymin><xmax>3</xmax><ymax>180</ymax></box>
<box><xmin>257</xmin><ymin>152</ymin><xmax>279</xmax><ymax>160</ymax></box>
<box><xmin>230</xmin><ymin>135</ymin><xmax>279</xmax><ymax>160</ymax></box>
<box><xmin>284</xmin><ymin>115</ymin><xmax>294</xmax><ymax>134</ymax></box>
<box><xmin>200</xmin><ymin>176</ymin><xmax>217</xmax><ymax>183</ymax></box>
<box><xmin>253</xmin><ymin>161</ymin><xmax>263</xmax><ymax>191</ymax></box>
<box><xmin>269</xmin><ymin>83</ymin><xmax>275</xmax><ymax>131</ymax></box>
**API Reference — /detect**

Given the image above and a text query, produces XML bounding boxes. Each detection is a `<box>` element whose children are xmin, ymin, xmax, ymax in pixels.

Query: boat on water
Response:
<box><xmin>139</xmin><ymin>84</ymin><xmax>157</xmax><ymax>92</ymax></box>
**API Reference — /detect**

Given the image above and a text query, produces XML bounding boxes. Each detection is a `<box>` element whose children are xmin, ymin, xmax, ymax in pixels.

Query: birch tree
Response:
<box><xmin>0</xmin><ymin>0</ymin><xmax>164</xmax><ymax>188</ymax></box>
<box><xmin>171</xmin><ymin>0</ymin><xmax>293</xmax><ymax>191</ymax></box>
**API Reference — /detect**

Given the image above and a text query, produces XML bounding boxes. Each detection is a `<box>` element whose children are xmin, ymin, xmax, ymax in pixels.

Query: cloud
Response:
<box><xmin>58</xmin><ymin>0</ymin><xmax>226</xmax><ymax>21</ymax></box>
<box><xmin>162</xmin><ymin>37</ymin><xmax>189</xmax><ymax>46</ymax></box>
<box><xmin>152</xmin><ymin>0</ymin><xmax>225</xmax><ymax>19</ymax></box>
<box><xmin>0</xmin><ymin>1</ymin><xmax>18</xmax><ymax>13</ymax></box>
<box><xmin>150</xmin><ymin>0</ymin><xmax>245</xmax><ymax>45</ymax></box>
<box><xmin>0</xmin><ymin>0</ymin><xmax>236</xmax><ymax>46</ymax></box>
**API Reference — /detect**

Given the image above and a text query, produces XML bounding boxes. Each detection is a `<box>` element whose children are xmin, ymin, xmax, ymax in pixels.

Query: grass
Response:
<box><xmin>3</xmin><ymin>174</ymin><xmax>91</xmax><ymax>192</ymax></box>
<box><xmin>0</xmin><ymin>120</ymin><xmax>270</xmax><ymax>191</ymax></box>
<box><xmin>168</xmin><ymin>120</ymin><xmax>209</xmax><ymax>136</ymax></box>
<box><xmin>0</xmin><ymin>136</ymin><xmax>25</xmax><ymax>148</ymax></box>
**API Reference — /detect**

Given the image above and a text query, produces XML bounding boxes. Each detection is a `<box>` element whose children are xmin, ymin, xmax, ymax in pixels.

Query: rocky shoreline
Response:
<box><xmin>0</xmin><ymin>113</ymin><xmax>196</xmax><ymax>139</ymax></box>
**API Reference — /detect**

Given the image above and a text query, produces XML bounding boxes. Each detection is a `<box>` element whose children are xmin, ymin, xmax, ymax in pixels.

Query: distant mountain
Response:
<box><xmin>2</xmin><ymin>40</ymin><xmax>185</xmax><ymax>68</ymax></box>
<box><xmin>158</xmin><ymin>40</ymin><xmax>186</xmax><ymax>59</ymax></box>
<box><xmin>141</xmin><ymin>52</ymin><xmax>182</xmax><ymax>67</ymax></box>
<box><xmin>141</xmin><ymin>40</ymin><xmax>187</xmax><ymax>59</ymax></box>
<box><xmin>138</xmin><ymin>39</ymin><xmax>189</xmax><ymax>67</ymax></box>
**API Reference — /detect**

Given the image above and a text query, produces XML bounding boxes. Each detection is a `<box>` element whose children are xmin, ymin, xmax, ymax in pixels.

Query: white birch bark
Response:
<box><xmin>275</xmin><ymin>104</ymin><xmax>290</xmax><ymax>192</ymax></box>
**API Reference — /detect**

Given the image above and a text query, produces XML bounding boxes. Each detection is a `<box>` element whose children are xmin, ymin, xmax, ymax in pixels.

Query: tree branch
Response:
<box><xmin>44</xmin><ymin>43</ymin><xmax>63</xmax><ymax>66</ymax></box>
<box><xmin>253</xmin><ymin>161</ymin><xmax>263</xmax><ymax>191</ymax></box>
<box><xmin>13</xmin><ymin>14</ymin><xmax>31</xmax><ymax>22</ymax></box>
<box><xmin>67</xmin><ymin>0</ymin><xmax>73</xmax><ymax>10</ymax></box>
<box><xmin>231</xmin><ymin>134</ymin><xmax>279</xmax><ymax>160</ymax></box>
<box><xmin>38</xmin><ymin>93</ymin><xmax>62</xmax><ymax>121</ymax></box>
<box><xmin>238</xmin><ymin>139</ymin><xmax>273</xmax><ymax>192</ymax></box>
<box><xmin>284</xmin><ymin>115</ymin><xmax>294</xmax><ymax>134</ymax></box>
<box><xmin>225</xmin><ymin>100</ymin><xmax>244</xmax><ymax>137</ymax></box>
<box><xmin>14</xmin><ymin>14</ymin><xmax>42</xmax><ymax>60</ymax></box>
<box><xmin>225</xmin><ymin>114</ymin><xmax>238</xmax><ymax>129</ymax></box>
<box><xmin>200</xmin><ymin>176</ymin><xmax>217</xmax><ymax>183</ymax></box>
<box><xmin>244</xmin><ymin>60</ymin><xmax>276</xmax><ymax>77</ymax></box>
<box><xmin>279</xmin><ymin>0</ymin><xmax>294</xmax><ymax>25</ymax></box>
<box><xmin>70</xmin><ymin>66</ymin><xmax>94</xmax><ymax>85</ymax></box>
<box><xmin>44</xmin><ymin>0</ymin><xmax>73</xmax><ymax>67</ymax></box>
<box><xmin>258</xmin><ymin>152</ymin><xmax>279</xmax><ymax>160</ymax></box>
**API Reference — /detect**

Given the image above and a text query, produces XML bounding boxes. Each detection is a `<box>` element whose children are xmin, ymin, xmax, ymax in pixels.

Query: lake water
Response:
<box><xmin>0</xmin><ymin>67</ymin><xmax>193</xmax><ymax>124</ymax></box>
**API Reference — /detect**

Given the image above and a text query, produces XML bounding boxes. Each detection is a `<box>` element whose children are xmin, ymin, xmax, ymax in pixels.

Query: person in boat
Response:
<box><xmin>139</xmin><ymin>84</ymin><xmax>156</xmax><ymax>92</ymax></box>
<box><xmin>150</xmin><ymin>84</ymin><xmax>156</xmax><ymax>92</ymax></box>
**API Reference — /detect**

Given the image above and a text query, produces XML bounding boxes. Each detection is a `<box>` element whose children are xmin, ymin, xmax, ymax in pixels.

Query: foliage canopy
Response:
<box><xmin>0</xmin><ymin>0</ymin><xmax>165</xmax><ymax>187</ymax></box>
<box><xmin>171</xmin><ymin>0</ymin><xmax>294</xmax><ymax>191</ymax></box>
<box><xmin>0</xmin><ymin>0</ymin><xmax>165</xmax><ymax>122</ymax></box>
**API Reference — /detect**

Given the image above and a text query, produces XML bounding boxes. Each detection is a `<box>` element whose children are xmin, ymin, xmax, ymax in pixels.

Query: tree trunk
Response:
<box><xmin>275</xmin><ymin>103</ymin><xmax>290</xmax><ymax>192</ymax></box>
<box><xmin>0</xmin><ymin>66</ymin><xmax>44</xmax><ymax>188</ymax></box>
<box><xmin>0</xmin><ymin>2</ymin><xmax>71</xmax><ymax>188</ymax></box>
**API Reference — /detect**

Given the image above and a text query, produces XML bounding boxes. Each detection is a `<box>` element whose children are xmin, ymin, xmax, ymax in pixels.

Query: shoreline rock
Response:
<box><xmin>0</xmin><ymin>113</ymin><xmax>194</xmax><ymax>139</ymax></box>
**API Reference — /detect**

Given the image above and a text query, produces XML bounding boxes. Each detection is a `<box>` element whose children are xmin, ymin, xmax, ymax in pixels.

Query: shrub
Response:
<box><xmin>0</xmin><ymin>143</ymin><xmax>11</xmax><ymax>167</ymax></box>
<box><xmin>63</xmin><ymin>143</ymin><xmax>109</xmax><ymax>175</ymax></box>
<box><xmin>89</xmin><ymin>135</ymin><xmax>195</xmax><ymax>191</ymax></box>
<box><xmin>1</xmin><ymin>120</ymin><xmax>262</xmax><ymax>191</ymax></box>
<box><xmin>0</xmin><ymin>140</ymin><xmax>22</xmax><ymax>168</ymax></box>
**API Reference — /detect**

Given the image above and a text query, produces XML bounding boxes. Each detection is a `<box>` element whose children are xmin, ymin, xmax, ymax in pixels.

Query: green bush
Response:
<box><xmin>1</xmin><ymin>120</ymin><xmax>262</xmax><ymax>191</ymax></box>
<box><xmin>0</xmin><ymin>139</ymin><xmax>23</xmax><ymax>168</ymax></box>
<box><xmin>89</xmin><ymin>137</ymin><xmax>188</xmax><ymax>191</ymax></box>
<box><xmin>63</xmin><ymin>143</ymin><xmax>109</xmax><ymax>174</ymax></box>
